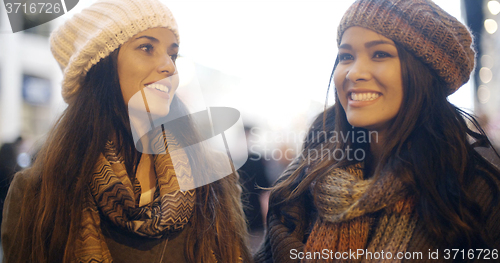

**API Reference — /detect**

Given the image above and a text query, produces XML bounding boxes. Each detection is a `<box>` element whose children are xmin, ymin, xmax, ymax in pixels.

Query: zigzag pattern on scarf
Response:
<box><xmin>153</xmin><ymin>128</ymin><xmax>195</xmax><ymax>191</ymax></box>
<box><xmin>74</xmin><ymin>193</ymin><xmax>113</xmax><ymax>263</ymax></box>
<box><xmin>75</xmin><ymin>129</ymin><xmax>196</xmax><ymax>262</ymax></box>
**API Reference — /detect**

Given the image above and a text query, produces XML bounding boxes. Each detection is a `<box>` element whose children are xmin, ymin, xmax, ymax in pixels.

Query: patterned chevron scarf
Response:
<box><xmin>303</xmin><ymin>163</ymin><xmax>417</xmax><ymax>263</ymax></box>
<box><xmin>74</xmin><ymin>130</ymin><xmax>195</xmax><ymax>262</ymax></box>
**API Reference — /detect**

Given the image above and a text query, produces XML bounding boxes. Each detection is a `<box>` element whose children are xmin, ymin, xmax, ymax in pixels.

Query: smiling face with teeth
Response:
<box><xmin>117</xmin><ymin>27</ymin><xmax>179</xmax><ymax>117</ymax></box>
<box><xmin>334</xmin><ymin>26</ymin><xmax>403</xmax><ymax>136</ymax></box>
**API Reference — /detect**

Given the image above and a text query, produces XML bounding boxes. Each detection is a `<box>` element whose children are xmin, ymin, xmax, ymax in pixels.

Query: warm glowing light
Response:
<box><xmin>477</xmin><ymin>85</ymin><xmax>491</xmax><ymax>104</ymax></box>
<box><xmin>488</xmin><ymin>0</ymin><xmax>500</xmax><ymax>15</ymax></box>
<box><xmin>480</xmin><ymin>67</ymin><xmax>493</xmax><ymax>83</ymax></box>
<box><xmin>485</xmin><ymin>19</ymin><xmax>498</xmax><ymax>34</ymax></box>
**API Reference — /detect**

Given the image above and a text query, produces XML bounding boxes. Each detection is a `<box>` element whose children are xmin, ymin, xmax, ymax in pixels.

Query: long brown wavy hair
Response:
<box><xmin>7</xmin><ymin>49</ymin><xmax>252</xmax><ymax>263</ymax></box>
<box><xmin>269</xmin><ymin>43</ymin><xmax>500</xmax><ymax>250</ymax></box>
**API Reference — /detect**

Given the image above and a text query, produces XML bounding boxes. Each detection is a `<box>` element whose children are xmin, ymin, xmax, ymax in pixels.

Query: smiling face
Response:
<box><xmin>117</xmin><ymin>27</ymin><xmax>179</xmax><ymax>117</ymax></box>
<box><xmin>334</xmin><ymin>26</ymin><xmax>403</xmax><ymax>136</ymax></box>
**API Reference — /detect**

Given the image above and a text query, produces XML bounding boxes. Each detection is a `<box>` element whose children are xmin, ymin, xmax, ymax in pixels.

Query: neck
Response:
<box><xmin>136</xmin><ymin>153</ymin><xmax>157</xmax><ymax>192</ymax></box>
<box><xmin>110</xmin><ymin>130</ymin><xmax>156</xmax><ymax>192</ymax></box>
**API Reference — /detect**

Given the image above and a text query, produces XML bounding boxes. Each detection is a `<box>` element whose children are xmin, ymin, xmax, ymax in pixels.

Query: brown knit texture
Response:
<box><xmin>253</xmin><ymin>147</ymin><xmax>500</xmax><ymax>263</ymax></box>
<box><xmin>337</xmin><ymin>0</ymin><xmax>475</xmax><ymax>94</ymax></box>
<box><xmin>254</xmin><ymin>165</ymin><xmax>500</xmax><ymax>263</ymax></box>
<box><xmin>302</xmin><ymin>163</ymin><xmax>417</xmax><ymax>262</ymax></box>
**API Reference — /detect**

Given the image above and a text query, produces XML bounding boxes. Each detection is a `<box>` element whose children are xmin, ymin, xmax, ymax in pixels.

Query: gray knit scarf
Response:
<box><xmin>303</xmin><ymin>163</ymin><xmax>417</xmax><ymax>262</ymax></box>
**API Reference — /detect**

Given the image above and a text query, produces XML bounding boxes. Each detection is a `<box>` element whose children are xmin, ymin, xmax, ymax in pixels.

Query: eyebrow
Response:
<box><xmin>365</xmin><ymin>40</ymin><xmax>395</xmax><ymax>48</ymax></box>
<box><xmin>134</xmin><ymin>36</ymin><xmax>179</xmax><ymax>49</ymax></box>
<box><xmin>339</xmin><ymin>40</ymin><xmax>395</xmax><ymax>50</ymax></box>
<box><xmin>135</xmin><ymin>35</ymin><xmax>159</xmax><ymax>42</ymax></box>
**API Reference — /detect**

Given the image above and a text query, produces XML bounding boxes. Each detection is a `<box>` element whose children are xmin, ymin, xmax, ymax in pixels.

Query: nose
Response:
<box><xmin>345</xmin><ymin>58</ymin><xmax>371</xmax><ymax>83</ymax></box>
<box><xmin>157</xmin><ymin>53</ymin><xmax>176</xmax><ymax>76</ymax></box>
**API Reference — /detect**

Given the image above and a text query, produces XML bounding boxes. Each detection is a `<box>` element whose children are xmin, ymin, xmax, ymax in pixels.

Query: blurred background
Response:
<box><xmin>0</xmin><ymin>0</ymin><xmax>499</xmax><ymax>253</ymax></box>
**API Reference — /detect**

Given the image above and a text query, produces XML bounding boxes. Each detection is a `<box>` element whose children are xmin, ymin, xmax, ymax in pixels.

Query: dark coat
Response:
<box><xmin>1</xmin><ymin>171</ymin><xmax>193</xmax><ymax>263</ymax></box>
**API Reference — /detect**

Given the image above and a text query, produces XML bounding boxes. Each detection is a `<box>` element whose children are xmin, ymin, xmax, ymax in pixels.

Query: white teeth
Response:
<box><xmin>350</xmin><ymin>92</ymin><xmax>380</xmax><ymax>101</ymax></box>
<box><xmin>146</xmin><ymin>83</ymin><xmax>169</xmax><ymax>93</ymax></box>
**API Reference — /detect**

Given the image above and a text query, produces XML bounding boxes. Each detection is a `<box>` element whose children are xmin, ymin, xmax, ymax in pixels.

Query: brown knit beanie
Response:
<box><xmin>337</xmin><ymin>0</ymin><xmax>476</xmax><ymax>94</ymax></box>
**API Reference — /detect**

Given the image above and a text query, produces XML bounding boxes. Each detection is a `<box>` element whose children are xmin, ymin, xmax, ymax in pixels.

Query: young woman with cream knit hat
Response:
<box><xmin>1</xmin><ymin>0</ymin><xmax>251</xmax><ymax>262</ymax></box>
<box><xmin>255</xmin><ymin>0</ymin><xmax>500</xmax><ymax>262</ymax></box>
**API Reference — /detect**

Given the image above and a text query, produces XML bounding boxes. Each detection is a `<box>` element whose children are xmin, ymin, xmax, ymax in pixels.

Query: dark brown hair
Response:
<box><xmin>8</xmin><ymin>49</ymin><xmax>252</xmax><ymax>263</ymax></box>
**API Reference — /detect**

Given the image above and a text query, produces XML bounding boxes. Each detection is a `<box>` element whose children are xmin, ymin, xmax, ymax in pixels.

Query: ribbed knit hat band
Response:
<box><xmin>50</xmin><ymin>0</ymin><xmax>179</xmax><ymax>103</ymax></box>
<box><xmin>337</xmin><ymin>0</ymin><xmax>475</xmax><ymax>94</ymax></box>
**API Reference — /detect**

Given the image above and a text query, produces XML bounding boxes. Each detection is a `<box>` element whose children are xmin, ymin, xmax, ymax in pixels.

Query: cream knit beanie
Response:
<box><xmin>50</xmin><ymin>0</ymin><xmax>179</xmax><ymax>103</ymax></box>
<box><xmin>338</xmin><ymin>0</ymin><xmax>475</xmax><ymax>94</ymax></box>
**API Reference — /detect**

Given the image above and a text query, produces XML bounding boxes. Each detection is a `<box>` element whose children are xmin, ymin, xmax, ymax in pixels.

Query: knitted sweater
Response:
<box><xmin>254</xmin><ymin>156</ymin><xmax>500</xmax><ymax>263</ymax></box>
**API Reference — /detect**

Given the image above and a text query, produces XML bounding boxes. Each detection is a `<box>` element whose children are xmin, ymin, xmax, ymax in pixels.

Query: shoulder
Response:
<box><xmin>2</xmin><ymin>169</ymin><xmax>39</xmax><ymax>216</ymax></box>
<box><xmin>470</xmin><ymin>175</ymin><xmax>500</xmax><ymax>247</ymax></box>
<box><xmin>269</xmin><ymin>155</ymin><xmax>315</xmax><ymax>227</ymax></box>
<box><xmin>3</xmin><ymin>169</ymin><xmax>39</xmax><ymax>203</ymax></box>
<box><xmin>1</xmin><ymin>169</ymin><xmax>40</xmax><ymax>257</ymax></box>
<box><xmin>9</xmin><ymin>168</ymin><xmax>38</xmax><ymax>188</ymax></box>
<box><xmin>469</xmin><ymin>149</ymin><xmax>500</xmax><ymax>246</ymax></box>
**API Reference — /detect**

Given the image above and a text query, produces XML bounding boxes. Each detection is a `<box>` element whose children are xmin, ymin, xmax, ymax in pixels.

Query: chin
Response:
<box><xmin>346</xmin><ymin>116</ymin><xmax>382</xmax><ymax>131</ymax></box>
<box><xmin>346</xmin><ymin>114</ymin><xmax>372</xmax><ymax>128</ymax></box>
<box><xmin>149</xmin><ymin>103</ymin><xmax>171</xmax><ymax>118</ymax></box>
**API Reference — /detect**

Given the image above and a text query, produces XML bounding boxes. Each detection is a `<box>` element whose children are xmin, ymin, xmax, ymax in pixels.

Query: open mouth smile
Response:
<box><xmin>145</xmin><ymin>83</ymin><xmax>170</xmax><ymax>93</ymax></box>
<box><xmin>349</xmin><ymin>92</ymin><xmax>380</xmax><ymax>102</ymax></box>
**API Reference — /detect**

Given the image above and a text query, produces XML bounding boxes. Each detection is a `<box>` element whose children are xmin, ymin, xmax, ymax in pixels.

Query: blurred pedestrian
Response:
<box><xmin>0</xmin><ymin>136</ymin><xmax>23</xmax><ymax>225</ymax></box>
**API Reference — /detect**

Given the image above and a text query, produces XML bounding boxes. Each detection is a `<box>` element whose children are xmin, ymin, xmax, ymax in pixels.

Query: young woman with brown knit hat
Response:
<box><xmin>255</xmin><ymin>0</ymin><xmax>500</xmax><ymax>262</ymax></box>
<box><xmin>1</xmin><ymin>0</ymin><xmax>251</xmax><ymax>262</ymax></box>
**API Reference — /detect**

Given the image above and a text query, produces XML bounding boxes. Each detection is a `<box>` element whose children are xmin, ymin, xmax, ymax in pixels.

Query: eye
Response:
<box><xmin>170</xmin><ymin>54</ymin><xmax>178</xmax><ymax>63</ymax></box>
<box><xmin>139</xmin><ymin>43</ymin><xmax>154</xmax><ymax>53</ymax></box>
<box><xmin>339</xmin><ymin>53</ymin><xmax>354</xmax><ymax>62</ymax></box>
<box><xmin>373</xmin><ymin>51</ymin><xmax>391</xmax><ymax>59</ymax></box>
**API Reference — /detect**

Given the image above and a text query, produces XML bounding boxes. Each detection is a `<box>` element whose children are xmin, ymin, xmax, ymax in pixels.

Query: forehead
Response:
<box><xmin>128</xmin><ymin>27</ymin><xmax>179</xmax><ymax>46</ymax></box>
<box><xmin>339</xmin><ymin>26</ymin><xmax>395</xmax><ymax>46</ymax></box>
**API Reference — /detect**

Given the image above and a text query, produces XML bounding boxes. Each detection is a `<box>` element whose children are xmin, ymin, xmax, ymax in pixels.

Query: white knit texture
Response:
<box><xmin>50</xmin><ymin>0</ymin><xmax>179</xmax><ymax>103</ymax></box>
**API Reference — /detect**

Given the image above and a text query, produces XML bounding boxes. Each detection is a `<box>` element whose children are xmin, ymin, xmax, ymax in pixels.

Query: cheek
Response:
<box><xmin>386</xmin><ymin>67</ymin><xmax>404</xmax><ymax>103</ymax></box>
<box><xmin>117</xmin><ymin>68</ymin><xmax>134</xmax><ymax>104</ymax></box>
<box><xmin>117</xmin><ymin>58</ymin><xmax>145</xmax><ymax>105</ymax></box>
